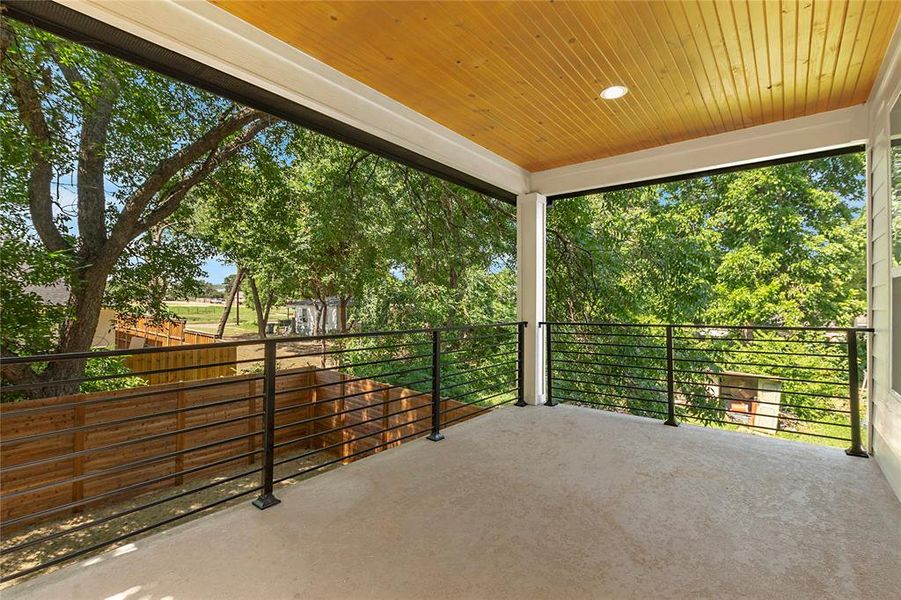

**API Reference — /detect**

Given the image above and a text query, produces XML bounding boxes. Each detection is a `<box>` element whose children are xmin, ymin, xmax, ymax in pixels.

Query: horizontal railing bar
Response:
<box><xmin>552</xmin><ymin>366</ymin><xmax>668</xmax><ymax>386</ymax></box>
<box><xmin>3</xmin><ymin>411</ymin><xmax>263</xmax><ymax>473</ymax></box>
<box><xmin>1</xmin><ymin>393</ymin><xmax>265</xmax><ymax>446</ymax></box>
<box><xmin>440</xmin><ymin>389</ymin><xmax>516</xmax><ymax>416</ymax></box>
<box><xmin>671</xmin><ymin>336</ymin><xmax>847</xmax><ymax>346</ymax></box>
<box><xmin>551</xmin><ymin>330</ymin><xmax>667</xmax><ymax>340</ymax></box>
<box><xmin>554</xmin><ymin>357</ymin><xmax>669</xmax><ymax>372</ymax></box>
<box><xmin>273</xmin><ymin>389</ymin><xmax>431</xmax><ymax>433</ymax></box>
<box><xmin>554</xmin><ymin>348</ymin><xmax>666</xmax><ymax>361</ymax></box>
<box><xmin>675</xmin><ymin>413</ymin><xmax>851</xmax><ymax>441</ymax></box>
<box><xmin>672</xmin><ymin>355</ymin><xmax>847</xmax><ymax>373</ymax></box>
<box><xmin>441</xmin><ymin>330</ymin><xmax>517</xmax><ymax>346</ymax></box>
<box><xmin>675</xmin><ymin>402</ymin><xmax>852</xmax><ymax>428</ymax></box>
<box><xmin>0</xmin><ymin>374</ymin><xmax>265</xmax><ymax>418</ymax></box>
<box><xmin>272</xmin><ymin>377</ymin><xmax>432</xmax><ymax>416</ymax></box>
<box><xmin>275</xmin><ymin>339</ymin><xmax>431</xmax><ymax>361</ymax></box>
<box><xmin>543</xmin><ymin>321</ymin><xmax>873</xmax><ymax>333</ymax></box>
<box><xmin>274</xmin><ymin>399</ymin><xmax>434</xmax><ymax>450</ymax></box>
<box><xmin>440</xmin><ymin>339</ymin><xmax>516</xmax><ymax>356</ymax></box>
<box><xmin>670</xmin><ymin>378</ymin><xmax>850</xmax><ymax>400</ymax></box>
<box><xmin>441</xmin><ymin>367</ymin><xmax>517</xmax><ymax>393</ymax></box>
<box><xmin>272</xmin><ymin>428</ymin><xmax>430</xmax><ymax>485</ymax></box>
<box><xmin>440</xmin><ymin>349</ymin><xmax>518</xmax><ymax>369</ymax></box>
<box><xmin>273</xmin><ymin>365</ymin><xmax>430</xmax><ymax>397</ymax></box>
<box><xmin>0</xmin><ymin>462</ymin><xmax>263</xmax><ymax>557</ymax></box>
<box><xmin>672</xmin><ymin>345</ymin><xmax>846</xmax><ymax>359</ymax></box>
<box><xmin>0</xmin><ymin>429</ymin><xmax>263</xmax><ymax>501</ymax></box>
<box><xmin>671</xmin><ymin>367</ymin><xmax>846</xmax><ymax>386</ymax></box>
<box><xmin>550</xmin><ymin>333</ymin><xmax>669</xmax><ymax>348</ymax></box>
<box><xmin>442</xmin><ymin>360</ymin><xmax>517</xmax><ymax>381</ymax></box>
<box><xmin>0</xmin><ymin>322</ymin><xmax>525</xmax><ymax>365</ymax></box>
<box><xmin>3</xmin><ymin>446</ymin><xmax>263</xmax><ymax>527</ymax></box>
<box><xmin>440</xmin><ymin>378</ymin><xmax>519</xmax><ymax>406</ymax></box>
<box><xmin>553</xmin><ymin>394</ymin><xmax>671</xmax><ymax>418</ymax></box>
<box><xmin>554</xmin><ymin>376</ymin><xmax>666</xmax><ymax>396</ymax></box>
<box><xmin>553</xmin><ymin>384</ymin><xmax>670</xmax><ymax>406</ymax></box>
<box><xmin>273</xmin><ymin>413</ymin><xmax>434</xmax><ymax>468</ymax></box>
<box><xmin>548</xmin><ymin>338</ymin><xmax>666</xmax><ymax>351</ymax></box>
<box><xmin>272</xmin><ymin>352</ymin><xmax>433</xmax><ymax>380</ymax></box>
<box><xmin>0</xmin><ymin>483</ymin><xmax>263</xmax><ymax>583</ymax></box>
<box><xmin>436</xmin><ymin>322</ymin><xmax>521</xmax><ymax>334</ymax></box>
<box><xmin>0</xmin><ymin>355</ymin><xmax>263</xmax><ymax>393</ymax></box>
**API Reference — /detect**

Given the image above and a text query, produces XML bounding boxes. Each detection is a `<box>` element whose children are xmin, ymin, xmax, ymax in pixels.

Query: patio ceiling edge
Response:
<box><xmin>5</xmin><ymin>0</ymin><xmax>529</xmax><ymax>203</ymax></box>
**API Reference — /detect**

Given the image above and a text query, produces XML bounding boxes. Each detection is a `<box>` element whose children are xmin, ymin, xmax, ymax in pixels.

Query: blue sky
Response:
<box><xmin>203</xmin><ymin>257</ymin><xmax>236</xmax><ymax>284</ymax></box>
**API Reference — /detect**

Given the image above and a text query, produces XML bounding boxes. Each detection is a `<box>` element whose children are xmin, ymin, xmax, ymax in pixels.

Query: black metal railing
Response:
<box><xmin>0</xmin><ymin>321</ymin><xmax>524</xmax><ymax>582</ymax></box>
<box><xmin>542</xmin><ymin>322</ymin><xmax>872</xmax><ymax>456</ymax></box>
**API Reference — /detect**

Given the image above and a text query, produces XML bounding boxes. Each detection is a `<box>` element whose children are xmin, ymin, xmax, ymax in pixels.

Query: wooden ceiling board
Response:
<box><xmin>210</xmin><ymin>0</ymin><xmax>901</xmax><ymax>172</ymax></box>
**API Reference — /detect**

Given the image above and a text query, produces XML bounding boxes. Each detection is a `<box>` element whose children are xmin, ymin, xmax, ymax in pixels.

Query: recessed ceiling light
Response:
<box><xmin>600</xmin><ymin>85</ymin><xmax>629</xmax><ymax>100</ymax></box>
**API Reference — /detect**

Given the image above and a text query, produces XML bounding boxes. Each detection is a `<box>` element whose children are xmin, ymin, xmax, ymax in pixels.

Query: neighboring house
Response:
<box><xmin>24</xmin><ymin>281</ymin><xmax>117</xmax><ymax>348</ymax></box>
<box><xmin>289</xmin><ymin>297</ymin><xmax>351</xmax><ymax>335</ymax></box>
<box><xmin>708</xmin><ymin>371</ymin><xmax>783</xmax><ymax>433</ymax></box>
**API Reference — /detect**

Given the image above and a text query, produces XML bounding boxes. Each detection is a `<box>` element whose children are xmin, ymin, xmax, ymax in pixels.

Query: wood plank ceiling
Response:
<box><xmin>210</xmin><ymin>0</ymin><xmax>900</xmax><ymax>172</ymax></box>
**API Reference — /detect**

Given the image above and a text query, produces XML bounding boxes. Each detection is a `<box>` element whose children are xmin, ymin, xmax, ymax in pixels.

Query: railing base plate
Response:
<box><xmin>845</xmin><ymin>448</ymin><xmax>869</xmax><ymax>458</ymax></box>
<box><xmin>545</xmin><ymin>399</ymin><xmax>558</xmax><ymax>407</ymax></box>
<box><xmin>427</xmin><ymin>433</ymin><xmax>445</xmax><ymax>442</ymax></box>
<box><xmin>252</xmin><ymin>494</ymin><xmax>281</xmax><ymax>510</ymax></box>
<box><xmin>663</xmin><ymin>419</ymin><xmax>678</xmax><ymax>427</ymax></box>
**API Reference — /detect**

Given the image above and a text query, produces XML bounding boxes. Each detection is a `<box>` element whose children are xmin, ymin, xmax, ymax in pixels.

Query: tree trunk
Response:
<box><xmin>37</xmin><ymin>266</ymin><xmax>109</xmax><ymax>396</ymax></box>
<box><xmin>338</xmin><ymin>295</ymin><xmax>350</xmax><ymax>333</ymax></box>
<box><xmin>216</xmin><ymin>268</ymin><xmax>245</xmax><ymax>338</ymax></box>
<box><xmin>247</xmin><ymin>275</ymin><xmax>267</xmax><ymax>338</ymax></box>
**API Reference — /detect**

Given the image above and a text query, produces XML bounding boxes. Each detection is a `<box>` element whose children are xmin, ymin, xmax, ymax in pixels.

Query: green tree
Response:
<box><xmin>1</xmin><ymin>19</ymin><xmax>273</xmax><ymax>386</ymax></box>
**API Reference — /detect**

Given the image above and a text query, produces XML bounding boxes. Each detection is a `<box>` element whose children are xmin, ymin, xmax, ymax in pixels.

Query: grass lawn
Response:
<box><xmin>165</xmin><ymin>302</ymin><xmax>294</xmax><ymax>336</ymax></box>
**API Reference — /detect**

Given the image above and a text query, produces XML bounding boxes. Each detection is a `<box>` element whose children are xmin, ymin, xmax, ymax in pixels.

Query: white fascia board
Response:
<box><xmin>867</xmin><ymin>19</ymin><xmax>901</xmax><ymax>132</ymax></box>
<box><xmin>58</xmin><ymin>0</ymin><xmax>530</xmax><ymax>196</ymax></box>
<box><xmin>531</xmin><ymin>106</ymin><xmax>868</xmax><ymax>198</ymax></box>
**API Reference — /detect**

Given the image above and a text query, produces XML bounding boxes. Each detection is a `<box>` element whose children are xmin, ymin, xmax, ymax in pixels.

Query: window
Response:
<box><xmin>891</xmin><ymin>95</ymin><xmax>901</xmax><ymax>394</ymax></box>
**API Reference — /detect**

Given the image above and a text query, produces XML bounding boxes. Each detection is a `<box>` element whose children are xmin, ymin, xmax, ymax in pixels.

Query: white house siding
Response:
<box><xmin>867</xmin><ymin>21</ymin><xmax>901</xmax><ymax>502</ymax></box>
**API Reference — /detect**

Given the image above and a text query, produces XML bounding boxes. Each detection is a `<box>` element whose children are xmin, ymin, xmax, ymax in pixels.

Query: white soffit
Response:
<box><xmin>57</xmin><ymin>0</ymin><xmax>531</xmax><ymax>196</ymax></box>
<box><xmin>532</xmin><ymin>106</ymin><xmax>869</xmax><ymax>198</ymax></box>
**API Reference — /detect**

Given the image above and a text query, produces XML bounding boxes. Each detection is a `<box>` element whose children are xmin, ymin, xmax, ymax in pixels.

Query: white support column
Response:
<box><xmin>516</xmin><ymin>192</ymin><xmax>547</xmax><ymax>405</ymax></box>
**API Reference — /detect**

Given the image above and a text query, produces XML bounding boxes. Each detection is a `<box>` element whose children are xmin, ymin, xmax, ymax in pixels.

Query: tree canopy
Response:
<box><xmin>1</xmin><ymin>16</ymin><xmax>866</xmax><ymax>385</ymax></box>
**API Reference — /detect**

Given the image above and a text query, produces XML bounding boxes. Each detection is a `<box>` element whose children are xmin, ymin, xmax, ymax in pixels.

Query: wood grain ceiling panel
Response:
<box><xmin>210</xmin><ymin>0</ymin><xmax>900</xmax><ymax>171</ymax></box>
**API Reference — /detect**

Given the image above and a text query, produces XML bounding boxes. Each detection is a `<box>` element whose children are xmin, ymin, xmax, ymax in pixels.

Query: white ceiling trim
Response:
<box><xmin>57</xmin><ymin>0</ymin><xmax>531</xmax><ymax>196</ymax></box>
<box><xmin>531</xmin><ymin>106</ymin><xmax>868</xmax><ymax>198</ymax></box>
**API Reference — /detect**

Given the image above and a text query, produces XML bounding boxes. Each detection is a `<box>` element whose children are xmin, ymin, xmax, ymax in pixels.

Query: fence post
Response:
<box><xmin>545</xmin><ymin>323</ymin><xmax>557</xmax><ymax>406</ymax></box>
<box><xmin>845</xmin><ymin>329</ymin><xmax>868</xmax><ymax>458</ymax></box>
<box><xmin>515</xmin><ymin>322</ymin><xmax>527</xmax><ymax>407</ymax></box>
<box><xmin>427</xmin><ymin>330</ymin><xmax>445</xmax><ymax>441</ymax></box>
<box><xmin>664</xmin><ymin>325</ymin><xmax>678</xmax><ymax>426</ymax></box>
<box><xmin>253</xmin><ymin>339</ymin><xmax>281</xmax><ymax>509</ymax></box>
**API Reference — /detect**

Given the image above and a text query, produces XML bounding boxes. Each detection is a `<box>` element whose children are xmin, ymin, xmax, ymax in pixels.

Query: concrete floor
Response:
<box><xmin>5</xmin><ymin>406</ymin><xmax>900</xmax><ymax>600</ymax></box>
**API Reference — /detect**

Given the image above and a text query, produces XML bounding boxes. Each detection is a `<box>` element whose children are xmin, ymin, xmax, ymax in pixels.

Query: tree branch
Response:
<box><xmin>0</xmin><ymin>20</ymin><xmax>68</xmax><ymax>253</ymax></box>
<box><xmin>131</xmin><ymin>116</ymin><xmax>274</xmax><ymax>235</ymax></box>
<box><xmin>109</xmin><ymin>107</ymin><xmax>269</xmax><ymax>248</ymax></box>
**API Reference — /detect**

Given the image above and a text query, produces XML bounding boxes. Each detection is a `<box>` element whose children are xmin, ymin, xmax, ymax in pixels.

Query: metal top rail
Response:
<box><xmin>540</xmin><ymin>321</ymin><xmax>875</xmax><ymax>334</ymax></box>
<box><xmin>0</xmin><ymin>321</ymin><xmax>527</xmax><ymax>365</ymax></box>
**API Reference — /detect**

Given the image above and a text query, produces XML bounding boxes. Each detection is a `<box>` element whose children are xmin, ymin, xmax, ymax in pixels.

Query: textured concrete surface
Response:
<box><xmin>6</xmin><ymin>406</ymin><xmax>901</xmax><ymax>600</ymax></box>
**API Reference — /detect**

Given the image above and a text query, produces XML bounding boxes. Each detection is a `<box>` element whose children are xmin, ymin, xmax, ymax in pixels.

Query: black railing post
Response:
<box><xmin>515</xmin><ymin>322</ymin><xmax>527</xmax><ymax>406</ymax></box>
<box><xmin>253</xmin><ymin>339</ymin><xmax>281</xmax><ymax>509</ymax></box>
<box><xmin>545</xmin><ymin>322</ymin><xmax>557</xmax><ymax>406</ymax></box>
<box><xmin>664</xmin><ymin>325</ymin><xmax>678</xmax><ymax>427</ymax></box>
<box><xmin>845</xmin><ymin>329</ymin><xmax>868</xmax><ymax>458</ymax></box>
<box><xmin>427</xmin><ymin>330</ymin><xmax>445</xmax><ymax>441</ymax></box>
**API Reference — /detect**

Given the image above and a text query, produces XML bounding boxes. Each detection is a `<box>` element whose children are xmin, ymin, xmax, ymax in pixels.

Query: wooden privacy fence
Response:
<box><xmin>0</xmin><ymin>368</ymin><xmax>482</xmax><ymax>530</ymax></box>
<box><xmin>115</xmin><ymin>317</ymin><xmax>236</xmax><ymax>384</ymax></box>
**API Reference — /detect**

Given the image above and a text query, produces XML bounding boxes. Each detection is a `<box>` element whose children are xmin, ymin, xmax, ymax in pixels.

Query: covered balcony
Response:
<box><xmin>1</xmin><ymin>1</ymin><xmax>901</xmax><ymax>598</ymax></box>
<box><xmin>5</xmin><ymin>406</ymin><xmax>901</xmax><ymax>599</ymax></box>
